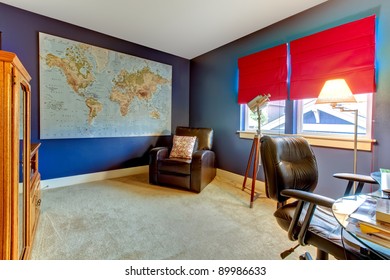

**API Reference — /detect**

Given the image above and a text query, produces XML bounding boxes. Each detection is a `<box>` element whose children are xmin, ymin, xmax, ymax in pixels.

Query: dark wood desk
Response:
<box><xmin>332</xmin><ymin>174</ymin><xmax>390</xmax><ymax>259</ymax></box>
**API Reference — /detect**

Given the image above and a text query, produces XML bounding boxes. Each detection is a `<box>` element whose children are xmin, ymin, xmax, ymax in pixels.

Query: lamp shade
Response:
<box><xmin>315</xmin><ymin>79</ymin><xmax>356</xmax><ymax>106</ymax></box>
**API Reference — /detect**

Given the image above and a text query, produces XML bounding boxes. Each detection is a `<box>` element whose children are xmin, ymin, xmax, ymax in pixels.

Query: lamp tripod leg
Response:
<box><xmin>242</xmin><ymin>135</ymin><xmax>261</xmax><ymax>208</ymax></box>
<box><xmin>242</xmin><ymin>138</ymin><xmax>256</xmax><ymax>191</ymax></box>
<box><xmin>250</xmin><ymin>135</ymin><xmax>260</xmax><ymax>208</ymax></box>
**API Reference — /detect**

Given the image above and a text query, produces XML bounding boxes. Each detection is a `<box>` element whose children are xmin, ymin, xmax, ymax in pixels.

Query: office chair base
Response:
<box><xmin>280</xmin><ymin>245</ymin><xmax>328</xmax><ymax>260</ymax></box>
<box><xmin>299</xmin><ymin>252</ymin><xmax>313</xmax><ymax>260</ymax></box>
<box><xmin>280</xmin><ymin>244</ymin><xmax>300</xmax><ymax>259</ymax></box>
<box><xmin>316</xmin><ymin>249</ymin><xmax>329</xmax><ymax>260</ymax></box>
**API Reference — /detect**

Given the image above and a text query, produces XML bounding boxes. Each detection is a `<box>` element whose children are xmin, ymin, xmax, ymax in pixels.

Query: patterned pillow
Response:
<box><xmin>169</xmin><ymin>135</ymin><xmax>197</xmax><ymax>159</ymax></box>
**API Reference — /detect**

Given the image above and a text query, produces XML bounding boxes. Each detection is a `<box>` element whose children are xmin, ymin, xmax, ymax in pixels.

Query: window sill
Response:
<box><xmin>237</xmin><ymin>131</ymin><xmax>376</xmax><ymax>151</ymax></box>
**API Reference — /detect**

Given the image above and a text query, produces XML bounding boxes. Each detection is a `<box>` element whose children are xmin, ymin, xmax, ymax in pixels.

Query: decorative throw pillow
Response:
<box><xmin>169</xmin><ymin>135</ymin><xmax>197</xmax><ymax>160</ymax></box>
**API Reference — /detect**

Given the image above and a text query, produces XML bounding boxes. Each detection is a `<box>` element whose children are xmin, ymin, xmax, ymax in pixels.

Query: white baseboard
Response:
<box><xmin>216</xmin><ymin>168</ymin><xmax>266</xmax><ymax>193</ymax></box>
<box><xmin>41</xmin><ymin>165</ymin><xmax>149</xmax><ymax>190</ymax></box>
<box><xmin>40</xmin><ymin>166</ymin><xmax>266</xmax><ymax>193</ymax></box>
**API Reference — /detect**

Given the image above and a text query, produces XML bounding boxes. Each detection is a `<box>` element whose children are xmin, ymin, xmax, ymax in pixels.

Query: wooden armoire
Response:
<box><xmin>0</xmin><ymin>50</ymin><xmax>41</xmax><ymax>259</ymax></box>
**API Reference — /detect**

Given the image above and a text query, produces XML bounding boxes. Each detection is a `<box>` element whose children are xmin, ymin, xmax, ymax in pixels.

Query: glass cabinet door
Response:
<box><xmin>18</xmin><ymin>84</ymin><xmax>26</xmax><ymax>259</ymax></box>
<box><xmin>1</xmin><ymin>51</ymin><xmax>32</xmax><ymax>260</ymax></box>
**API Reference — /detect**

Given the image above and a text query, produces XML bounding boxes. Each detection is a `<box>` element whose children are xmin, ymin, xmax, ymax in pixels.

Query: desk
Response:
<box><xmin>332</xmin><ymin>176</ymin><xmax>390</xmax><ymax>259</ymax></box>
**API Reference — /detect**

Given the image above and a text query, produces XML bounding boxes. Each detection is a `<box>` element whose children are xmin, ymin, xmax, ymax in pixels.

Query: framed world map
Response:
<box><xmin>39</xmin><ymin>32</ymin><xmax>172</xmax><ymax>139</ymax></box>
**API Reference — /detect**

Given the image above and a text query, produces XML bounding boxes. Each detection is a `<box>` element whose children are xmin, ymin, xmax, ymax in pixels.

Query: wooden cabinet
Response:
<box><xmin>29</xmin><ymin>143</ymin><xmax>41</xmax><ymax>244</ymax></box>
<box><xmin>0</xmin><ymin>50</ymin><xmax>40</xmax><ymax>259</ymax></box>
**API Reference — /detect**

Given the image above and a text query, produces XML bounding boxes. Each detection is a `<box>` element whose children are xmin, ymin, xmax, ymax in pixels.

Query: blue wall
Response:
<box><xmin>0</xmin><ymin>3</ymin><xmax>190</xmax><ymax>179</ymax></box>
<box><xmin>2</xmin><ymin>1</ymin><xmax>390</xmax><ymax>198</ymax></box>
<box><xmin>190</xmin><ymin>0</ymin><xmax>390</xmax><ymax>198</ymax></box>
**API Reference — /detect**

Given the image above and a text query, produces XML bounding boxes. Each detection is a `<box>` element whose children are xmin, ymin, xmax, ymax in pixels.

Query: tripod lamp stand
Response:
<box><xmin>242</xmin><ymin>94</ymin><xmax>270</xmax><ymax>208</ymax></box>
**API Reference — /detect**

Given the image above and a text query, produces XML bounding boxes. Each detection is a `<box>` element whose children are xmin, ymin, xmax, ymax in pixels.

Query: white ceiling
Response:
<box><xmin>1</xmin><ymin>0</ymin><xmax>327</xmax><ymax>59</ymax></box>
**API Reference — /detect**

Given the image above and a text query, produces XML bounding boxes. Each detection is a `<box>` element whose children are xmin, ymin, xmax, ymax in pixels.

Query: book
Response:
<box><xmin>376</xmin><ymin>198</ymin><xmax>390</xmax><ymax>223</ymax></box>
<box><xmin>346</xmin><ymin>221</ymin><xmax>390</xmax><ymax>250</ymax></box>
<box><xmin>348</xmin><ymin>197</ymin><xmax>390</xmax><ymax>234</ymax></box>
<box><xmin>345</xmin><ymin>196</ymin><xmax>390</xmax><ymax>256</ymax></box>
<box><xmin>359</xmin><ymin>220</ymin><xmax>390</xmax><ymax>235</ymax></box>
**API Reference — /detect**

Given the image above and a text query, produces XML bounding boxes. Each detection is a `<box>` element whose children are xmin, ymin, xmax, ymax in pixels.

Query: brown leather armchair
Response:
<box><xmin>260</xmin><ymin>135</ymin><xmax>380</xmax><ymax>260</ymax></box>
<box><xmin>149</xmin><ymin>126</ymin><xmax>216</xmax><ymax>193</ymax></box>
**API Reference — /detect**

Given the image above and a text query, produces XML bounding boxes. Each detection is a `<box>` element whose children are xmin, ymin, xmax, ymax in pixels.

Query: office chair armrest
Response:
<box><xmin>333</xmin><ymin>173</ymin><xmax>377</xmax><ymax>184</ymax></box>
<box><xmin>281</xmin><ymin>189</ymin><xmax>336</xmax><ymax>246</ymax></box>
<box><xmin>333</xmin><ymin>172</ymin><xmax>378</xmax><ymax>196</ymax></box>
<box><xmin>281</xmin><ymin>189</ymin><xmax>335</xmax><ymax>208</ymax></box>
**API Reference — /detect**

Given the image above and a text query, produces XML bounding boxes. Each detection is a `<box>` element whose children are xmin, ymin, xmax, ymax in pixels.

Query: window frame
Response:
<box><xmin>239</xmin><ymin>94</ymin><xmax>376</xmax><ymax>151</ymax></box>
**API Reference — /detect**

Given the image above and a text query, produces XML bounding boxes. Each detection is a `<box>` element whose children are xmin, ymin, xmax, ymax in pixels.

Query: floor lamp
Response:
<box><xmin>242</xmin><ymin>94</ymin><xmax>270</xmax><ymax>208</ymax></box>
<box><xmin>315</xmin><ymin>79</ymin><xmax>359</xmax><ymax>193</ymax></box>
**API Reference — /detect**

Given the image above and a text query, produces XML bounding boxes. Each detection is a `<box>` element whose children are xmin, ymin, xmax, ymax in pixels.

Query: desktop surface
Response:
<box><xmin>332</xmin><ymin>175</ymin><xmax>390</xmax><ymax>260</ymax></box>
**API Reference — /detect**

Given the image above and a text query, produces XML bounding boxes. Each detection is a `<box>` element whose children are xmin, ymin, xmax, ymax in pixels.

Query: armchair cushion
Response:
<box><xmin>159</xmin><ymin>158</ymin><xmax>192</xmax><ymax>175</ymax></box>
<box><xmin>169</xmin><ymin>135</ymin><xmax>197</xmax><ymax>159</ymax></box>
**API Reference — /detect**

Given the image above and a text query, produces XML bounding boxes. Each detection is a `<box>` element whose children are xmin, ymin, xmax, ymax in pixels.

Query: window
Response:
<box><xmin>297</xmin><ymin>93</ymin><xmax>373</xmax><ymax>139</ymax></box>
<box><xmin>242</xmin><ymin>93</ymin><xmax>372</xmax><ymax>137</ymax></box>
<box><xmin>239</xmin><ymin>15</ymin><xmax>376</xmax><ymax>150</ymax></box>
<box><xmin>243</xmin><ymin>100</ymin><xmax>286</xmax><ymax>134</ymax></box>
<box><xmin>241</xmin><ymin>93</ymin><xmax>374</xmax><ymax>151</ymax></box>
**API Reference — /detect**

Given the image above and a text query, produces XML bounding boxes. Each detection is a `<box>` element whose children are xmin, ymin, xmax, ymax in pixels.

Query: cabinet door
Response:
<box><xmin>17</xmin><ymin>83</ymin><xmax>26</xmax><ymax>259</ymax></box>
<box><xmin>1</xmin><ymin>51</ymin><xmax>32</xmax><ymax>260</ymax></box>
<box><xmin>16</xmin><ymin>81</ymin><xmax>31</xmax><ymax>259</ymax></box>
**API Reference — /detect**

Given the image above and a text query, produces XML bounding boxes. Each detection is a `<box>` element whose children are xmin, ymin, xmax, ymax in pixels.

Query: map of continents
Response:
<box><xmin>39</xmin><ymin>33</ymin><xmax>172</xmax><ymax>139</ymax></box>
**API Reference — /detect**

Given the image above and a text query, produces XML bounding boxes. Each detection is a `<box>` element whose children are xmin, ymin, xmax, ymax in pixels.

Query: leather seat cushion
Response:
<box><xmin>158</xmin><ymin>158</ymin><xmax>192</xmax><ymax>175</ymax></box>
<box><xmin>274</xmin><ymin>201</ymin><xmax>369</xmax><ymax>259</ymax></box>
<box><xmin>274</xmin><ymin>202</ymin><xmax>344</xmax><ymax>245</ymax></box>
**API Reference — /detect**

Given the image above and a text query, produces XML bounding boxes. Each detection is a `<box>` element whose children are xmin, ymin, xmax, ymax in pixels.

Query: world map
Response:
<box><xmin>39</xmin><ymin>33</ymin><xmax>172</xmax><ymax>139</ymax></box>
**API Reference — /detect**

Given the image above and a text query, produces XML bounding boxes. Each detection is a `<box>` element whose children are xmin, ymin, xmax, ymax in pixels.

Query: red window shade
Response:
<box><xmin>290</xmin><ymin>15</ymin><xmax>375</xmax><ymax>100</ymax></box>
<box><xmin>238</xmin><ymin>44</ymin><xmax>287</xmax><ymax>103</ymax></box>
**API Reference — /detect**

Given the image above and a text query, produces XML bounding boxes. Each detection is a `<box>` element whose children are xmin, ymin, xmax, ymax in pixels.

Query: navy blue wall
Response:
<box><xmin>0</xmin><ymin>3</ymin><xmax>190</xmax><ymax>179</ymax></box>
<box><xmin>190</xmin><ymin>0</ymin><xmax>390</xmax><ymax>198</ymax></box>
<box><xmin>2</xmin><ymin>1</ymin><xmax>390</xmax><ymax>198</ymax></box>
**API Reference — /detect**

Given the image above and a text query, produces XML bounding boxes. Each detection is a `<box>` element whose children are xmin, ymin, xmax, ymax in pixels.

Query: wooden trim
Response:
<box><xmin>41</xmin><ymin>165</ymin><xmax>149</xmax><ymax>189</ymax></box>
<box><xmin>0</xmin><ymin>51</ymin><xmax>31</xmax><ymax>82</ymax></box>
<box><xmin>0</xmin><ymin>60</ymin><xmax>13</xmax><ymax>259</ymax></box>
<box><xmin>0</xmin><ymin>59</ymin><xmax>5</xmax><ymax>258</ymax></box>
<box><xmin>216</xmin><ymin>168</ymin><xmax>266</xmax><ymax>194</ymax></box>
<box><xmin>10</xmin><ymin>64</ymin><xmax>19</xmax><ymax>260</ymax></box>
<box><xmin>238</xmin><ymin>131</ymin><xmax>375</xmax><ymax>151</ymax></box>
<box><xmin>301</xmin><ymin>134</ymin><xmax>375</xmax><ymax>151</ymax></box>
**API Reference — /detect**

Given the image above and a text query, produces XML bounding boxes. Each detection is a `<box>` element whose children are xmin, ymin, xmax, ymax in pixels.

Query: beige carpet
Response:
<box><xmin>30</xmin><ymin>173</ymin><xmax>315</xmax><ymax>260</ymax></box>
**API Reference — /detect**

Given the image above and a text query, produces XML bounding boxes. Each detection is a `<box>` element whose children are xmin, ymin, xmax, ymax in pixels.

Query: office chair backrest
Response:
<box><xmin>260</xmin><ymin>135</ymin><xmax>318</xmax><ymax>204</ymax></box>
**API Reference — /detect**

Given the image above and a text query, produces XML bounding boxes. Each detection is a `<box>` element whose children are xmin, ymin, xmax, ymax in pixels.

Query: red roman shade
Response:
<box><xmin>290</xmin><ymin>15</ymin><xmax>376</xmax><ymax>100</ymax></box>
<box><xmin>238</xmin><ymin>44</ymin><xmax>287</xmax><ymax>103</ymax></box>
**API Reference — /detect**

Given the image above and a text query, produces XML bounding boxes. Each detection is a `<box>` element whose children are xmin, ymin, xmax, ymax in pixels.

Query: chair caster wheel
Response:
<box><xmin>299</xmin><ymin>252</ymin><xmax>313</xmax><ymax>260</ymax></box>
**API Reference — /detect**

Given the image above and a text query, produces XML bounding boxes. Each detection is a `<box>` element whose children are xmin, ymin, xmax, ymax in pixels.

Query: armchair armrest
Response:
<box><xmin>192</xmin><ymin>150</ymin><xmax>215</xmax><ymax>166</ymax></box>
<box><xmin>280</xmin><ymin>189</ymin><xmax>336</xmax><ymax>246</ymax></box>
<box><xmin>149</xmin><ymin>147</ymin><xmax>169</xmax><ymax>184</ymax></box>
<box><xmin>150</xmin><ymin>147</ymin><xmax>169</xmax><ymax>160</ymax></box>
<box><xmin>333</xmin><ymin>172</ymin><xmax>378</xmax><ymax>195</ymax></box>
<box><xmin>190</xmin><ymin>150</ymin><xmax>216</xmax><ymax>193</ymax></box>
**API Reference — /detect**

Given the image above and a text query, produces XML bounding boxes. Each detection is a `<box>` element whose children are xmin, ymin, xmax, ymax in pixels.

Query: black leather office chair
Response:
<box><xmin>260</xmin><ymin>135</ymin><xmax>378</xmax><ymax>260</ymax></box>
